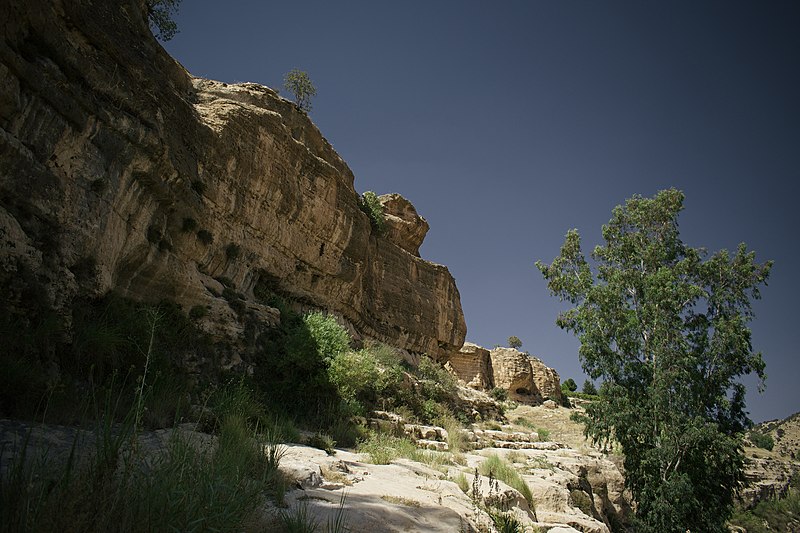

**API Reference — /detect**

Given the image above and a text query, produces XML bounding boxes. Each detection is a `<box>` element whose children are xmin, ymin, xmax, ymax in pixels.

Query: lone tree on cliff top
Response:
<box><xmin>507</xmin><ymin>335</ymin><xmax>522</xmax><ymax>349</ymax></box>
<box><xmin>536</xmin><ymin>188</ymin><xmax>772</xmax><ymax>532</ymax></box>
<box><xmin>146</xmin><ymin>0</ymin><xmax>182</xmax><ymax>41</ymax></box>
<box><xmin>283</xmin><ymin>69</ymin><xmax>317</xmax><ymax>112</ymax></box>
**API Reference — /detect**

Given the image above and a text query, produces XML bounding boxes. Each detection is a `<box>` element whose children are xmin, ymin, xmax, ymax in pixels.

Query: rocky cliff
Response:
<box><xmin>444</xmin><ymin>343</ymin><xmax>563</xmax><ymax>404</ymax></box>
<box><xmin>0</xmin><ymin>0</ymin><xmax>466</xmax><ymax>360</ymax></box>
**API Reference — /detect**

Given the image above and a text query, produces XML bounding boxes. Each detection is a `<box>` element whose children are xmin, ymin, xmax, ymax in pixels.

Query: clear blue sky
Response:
<box><xmin>164</xmin><ymin>1</ymin><xmax>799</xmax><ymax>423</ymax></box>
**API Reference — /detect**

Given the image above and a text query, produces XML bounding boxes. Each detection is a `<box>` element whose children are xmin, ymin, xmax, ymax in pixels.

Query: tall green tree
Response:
<box><xmin>507</xmin><ymin>335</ymin><xmax>523</xmax><ymax>349</ymax></box>
<box><xmin>283</xmin><ymin>69</ymin><xmax>317</xmax><ymax>112</ymax></box>
<box><xmin>536</xmin><ymin>189</ymin><xmax>772</xmax><ymax>532</ymax></box>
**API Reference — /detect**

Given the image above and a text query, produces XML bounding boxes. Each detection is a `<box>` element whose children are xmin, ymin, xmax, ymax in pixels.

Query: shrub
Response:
<box><xmin>479</xmin><ymin>454</ymin><xmax>534</xmax><ymax>507</ymax></box>
<box><xmin>537</xmin><ymin>427</ymin><xmax>550</xmax><ymax>441</ymax></box>
<box><xmin>197</xmin><ymin>229</ymin><xmax>213</xmax><ymax>245</ymax></box>
<box><xmin>358</xmin><ymin>191</ymin><xmax>386</xmax><ymax>234</ymax></box>
<box><xmin>181</xmin><ymin>217</ymin><xmax>197</xmax><ymax>232</ymax></box>
<box><xmin>188</xmin><ymin>305</ymin><xmax>208</xmax><ymax>320</ymax></box>
<box><xmin>307</xmin><ymin>432</ymin><xmax>337</xmax><ymax>455</ymax></box>
<box><xmin>303</xmin><ymin>312</ymin><xmax>350</xmax><ymax>361</ymax></box>
<box><xmin>750</xmin><ymin>431</ymin><xmax>774</xmax><ymax>451</ymax></box>
<box><xmin>190</xmin><ymin>179</ymin><xmax>206</xmax><ymax>195</ymax></box>
<box><xmin>507</xmin><ymin>336</ymin><xmax>522</xmax><ymax>349</ymax></box>
<box><xmin>562</xmin><ymin>378</ymin><xmax>578</xmax><ymax>392</ymax></box>
<box><xmin>490</xmin><ymin>387</ymin><xmax>509</xmax><ymax>402</ymax></box>
<box><xmin>358</xmin><ymin>432</ymin><xmax>418</xmax><ymax>465</ymax></box>
<box><xmin>225</xmin><ymin>243</ymin><xmax>241</xmax><ymax>260</ymax></box>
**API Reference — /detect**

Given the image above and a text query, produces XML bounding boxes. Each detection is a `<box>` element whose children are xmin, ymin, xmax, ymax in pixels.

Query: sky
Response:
<box><xmin>163</xmin><ymin>1</ymin><xmax>799</xmax><ymax>423</ymax></box>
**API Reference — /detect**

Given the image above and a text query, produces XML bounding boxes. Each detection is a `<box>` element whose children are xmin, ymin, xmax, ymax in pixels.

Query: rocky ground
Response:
<box><xmin>3</xmin><ymin>403</ymin><xmax>796</xmax><ymax>532</ymax></box>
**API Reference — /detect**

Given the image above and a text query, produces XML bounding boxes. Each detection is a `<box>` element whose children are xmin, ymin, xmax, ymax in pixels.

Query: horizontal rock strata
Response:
<box><xmin>0</xmin><ymin>0</ymin><xmax>466</xmax><ymax>360</ymax></box>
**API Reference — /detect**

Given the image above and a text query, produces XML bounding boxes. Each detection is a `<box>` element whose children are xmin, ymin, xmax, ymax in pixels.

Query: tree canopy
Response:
<box><xmin>536</xmin><ymin>188</ymin><xmax>772</xmax><ymax>532</ymax></box>
<box><xmin>146</xmin><ymin>0</ymin><xmax>182</xmax><ymax>41</ymax></box>
<box><xmin>283</xmin><ymin>69</ymin><xmax>317</xmax><ymax>112</ymax></box>
<box><xmin>507</xmin><ymin>335</ymin><xmax>522</xmax><ymax>349</ymax></box>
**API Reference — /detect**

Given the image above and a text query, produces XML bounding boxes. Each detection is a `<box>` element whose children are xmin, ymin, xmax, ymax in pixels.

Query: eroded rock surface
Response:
<box><xmin>0</xmin><ymin>0</ymin><xmax>466</xmax><ymax>360</ymax></box>
<box><xmin>491</xmin><ymin>347</ymin><xmax>563</xmax><ymax>404</ymax></box>
<box><xmin>378</xmin><ymin>193</ymin><xmax>429</xmax><ymax>257</ymax></box>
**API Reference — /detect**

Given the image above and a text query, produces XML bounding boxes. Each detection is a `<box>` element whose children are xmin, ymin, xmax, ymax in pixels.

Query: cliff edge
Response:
<box><xmin>0</xmin><ymin>0</ymin><xmax>466</xmax><ymax>359</ymax></box>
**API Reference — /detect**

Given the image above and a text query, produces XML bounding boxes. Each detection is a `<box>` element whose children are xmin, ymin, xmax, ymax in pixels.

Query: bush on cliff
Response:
<box><xmin>359</xmin><ymin>191</ymin><xmax>386</xmax><ymax>234</ymax></box>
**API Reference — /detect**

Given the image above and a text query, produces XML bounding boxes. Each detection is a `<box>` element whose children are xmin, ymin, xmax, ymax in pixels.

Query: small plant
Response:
<box><xmin>278</xmin><ymin>499</ymin><xmax>320</xmax><ymax>533</ymax></box>
<box><xmin>490</xmin><ymin>387</ymin><xmax>509</xmax><ymax>402</ymax></box>
<box><xmin>225</xmin><ymin>243</ymin><xmax>241</xmax><ymax>260</ymax></box>
<box><xmin>454</xmin><ymin>471</ymin><xmax>470</xmax><ymax>494</ymax></box>
<box><xmin>358</xmin><ymin>191</ymin><xmax>386</xmax><ymax>234</ymax></box>
<box><xmin>749</xmin><ymin>431</ymin><xmax>775</xmax><ymax>451</ymax></box>
<box><xmin>381</xmin><ymin>494</ymin><xmax>421</xmax><ymax>507</ymax></box>
<box><xmin>307</xmin><ymin>432</ymin><xmax>337</xmax><ymax>455</ymax></box>
<box><xmin>479</xmin><ymin>454</ymin><xmax>533</xmax><ymax>507</ymax></box>
<box><xmin>190</xmin><ymin>179</ymin><xmax>206</xmax><ymax>196</ymax></box>
<box><xmin>181</xmin><ymin>217</ymin><xmax>197</xmax><ymax>232</ymax></box>
<box><xmin>188</xmin><ymin>305</ymin><xmax>208</xmax><ymax>320</ymax></box>
<box><xmin>358</xmin><ymin>432</ymin><xmax>417</xmax><ymax>465</ymax></box>
<box><xmin>536</xmin><ymin>427</ymin><xmax>550</xmax><ymax>441</ymax></box>
<box><xmin>283</xmin><ymin>69</ymin><xmax>317</xmax><ymax>112</ymax></box>
<box><xmin>146</xmin><ymin>225</ymin><xmax>161</xmax><ymax>244</ymax></box>
<box><xmin>196</xmin><ymin>229</ymin><xmax>213</xmax><ymax>245</ymax></box>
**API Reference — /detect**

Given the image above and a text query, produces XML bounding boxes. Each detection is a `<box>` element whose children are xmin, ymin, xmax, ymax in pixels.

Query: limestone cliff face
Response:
<box><xmin>0</xmin><ymin>0</ymin><xmax>466</xmax><ymax>358</ymax></box>
<box><xmin>443</xmin><ymin>343</ymin><xmax>562</xmax><ymax>405</ymax></box>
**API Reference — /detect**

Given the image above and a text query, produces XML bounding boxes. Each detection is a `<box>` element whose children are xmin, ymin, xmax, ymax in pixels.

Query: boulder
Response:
<box><xmin>378</xmin><ymin>193</ymin><xmax>429</xmax><ymax>257</ymax></box>
<box><xmin>490</xmin><ymin>348</ymin><xmax>563</xmax><ymax>404</ymax></box>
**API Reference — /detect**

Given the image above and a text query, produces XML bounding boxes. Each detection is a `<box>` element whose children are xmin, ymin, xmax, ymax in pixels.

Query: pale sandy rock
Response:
<box><xmin>490</xmin><ymin>347</ymin><xmax>563</xmax><ymax>404</ymax></box>
<box><xmin>443</xmin><ymin>342</ymin><xmax>495</xmax><ymax>389</ymax></box>
<box><xmin>378</xmin><ymin>193</ymin><xmax>429</xmax><ymax>257</ymax></box>
<box><xmin>0</xmin><ymin>0</ymin><xmax>466</xmax><ymax>367</ymax></box>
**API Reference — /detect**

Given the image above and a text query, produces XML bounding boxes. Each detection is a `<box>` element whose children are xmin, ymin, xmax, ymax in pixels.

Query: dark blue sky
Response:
<box><xmin>164</xmin><ymin>1</ymin><xmax>799</xmax><ymax>423</ymax></box>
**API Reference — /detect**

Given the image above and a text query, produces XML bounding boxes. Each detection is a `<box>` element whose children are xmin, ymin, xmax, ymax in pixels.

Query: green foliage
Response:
<box><xmin>283</xmin><ymin>69</ymin><xmax>317</xmax><ymax>112</ymax></box>
<box><xmin>358</xmin><ymin>191</ymin><xmax>386</xmax><ymax>234</ymax></box>
<box><xmin>304</xmin><ymin>312</ymin><xmax>351</xmax><ymax>361</ymax></box>
<box><xmin>181</xmin><ymin>217</ymin><xmax>197</xmax><ymax>232</ymax></box>
<box><xmin>562</xmin><ymin>378</ymin><xmax>578</xmax><ymax>392</ymax></box>
<box><xmin>479</xmin><ymin>454</ymin><xmax>533</xmax><ymax>507</ymax></box>
<box><xmin>225</xmin><ymin>243</ymin><xmax>241</xmax><ymax>260</ymax></box>
<box><xmin>358</xmin><ymin>431</ymin><xmax>418</xmax><ymax>465</ymax></box>
<box><xmin>536</xmin><ymin>188</ymin><xmax>772</xmax><ymax>532</ymax></box>
<box><xmin>490</xmin><ymin>387</ymin><xmax>509</xmax><ymax>402</ymax></box>
<box><xmin>536</xmin><ymin>427</ymin><xmax>550</xmax><ymax>441</ymax></box>
<box><xmin>454</xmin><ymin>471</ymin><xmax>470</xmax><ymax>494</ymax></box>
<box><xmin>729</xmin><ymin>479</ymin><xmax>800</xmax><ymax>533</ymax></box>
<box><xmin>581</xmin><ymin>379</ymin><xmax>597</xmax><ymax>395</ymax></box>
<box><xmin>196</xmin><ymin>229</ymin><xmax>213</xmax><ymax>245</ymax></box>
<box><xmin>146</xmin><ymin>0</ymin><xmax>182</xmax><ymax>41</ymax></box>
<box><xmin>749</xmin><ymin>430</ymin><xmax>775</xmax><ymax>451</ymax></box>
<box><xmin>0</xmin><ymin>404</ymin><xmax>286</xmax><ymax>532</ymax></box>
<box><xmin>507</xmin><ymin>335</ymin><xmax>522</xmax><ymax>349</ymax></box>
<box><xmin>188</xmin><ymin>304</ymin><xmax>208</xmax><ymax>320</ymax></box>
<box><xmin>307</xmin><ymin>432</ymin><xmax>337</xmax><ymax>455</ymax></box>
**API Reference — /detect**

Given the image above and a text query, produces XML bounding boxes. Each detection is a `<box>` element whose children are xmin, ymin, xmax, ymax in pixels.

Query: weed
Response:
<box><xmin>537</xmin><ymin>427</ymin><xmax>550</xmax><ymax>441</ymax></box>
<box><xmin>197</xmin><ymin>229</ymin><xmax>213</xmax><ymax>245</ymax></box>
<box><xmin>308</xmin><ymin>432</ymin><xmax>337</xmax><ymax>455</ymax></box>
<box><xmin>381</xmin><ymin>494</ymin><xmax>421</xmax><ymax>507</ymax></box>
<box><xmin>479</xmin><ymin>454</ymin><xmax>534</xmax><ymax>508</ymax></box>
<box><xmin>454</xmin><ymin>471</ymin><xmax>470</xmax><ymax>494</ymax></box>
<box><xmin>225</xmin><ymin>242</ymin><xmax>241</xmax><ymax>260</ymax></box>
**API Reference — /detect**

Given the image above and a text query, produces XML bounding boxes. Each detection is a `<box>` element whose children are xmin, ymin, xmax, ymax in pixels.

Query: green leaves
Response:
<box><xmin>537</xmin><ymin>188</ymin><xmax>772</xmax><ymax>531</ymax></box>
<box><xmin>283</xmin><ymin>69</ymin><xmax>317</xmax><ymax>112</ymax></box>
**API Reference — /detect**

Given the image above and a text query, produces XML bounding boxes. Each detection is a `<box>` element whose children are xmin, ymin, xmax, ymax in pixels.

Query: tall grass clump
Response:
<box><xmin>357</xmin><ymin>431</ymin><xmax>418</xmax><ymax>465</ymax></box>
<box><xmin>479</xmin><ymin>454</ymin><xmax>534</xmax><ymax>507</ymax></box>
<box><xmin>0</xmin><ymin>404</ymin><xmax>287</xmax><ymax>532</ymax></box>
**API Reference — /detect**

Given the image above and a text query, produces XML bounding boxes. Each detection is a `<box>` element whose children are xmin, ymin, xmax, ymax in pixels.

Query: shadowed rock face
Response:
<box><xmin>0</xmin><ymin>0</ymin><xmax>466</xmax><ymax>359</ymax></box>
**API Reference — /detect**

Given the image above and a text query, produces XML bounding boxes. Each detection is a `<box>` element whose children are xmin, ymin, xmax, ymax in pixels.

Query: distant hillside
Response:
<box><xmin>757</xmin><ymin>411</ymin><xmax>800</xmax><ymax>460</ymax></box>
